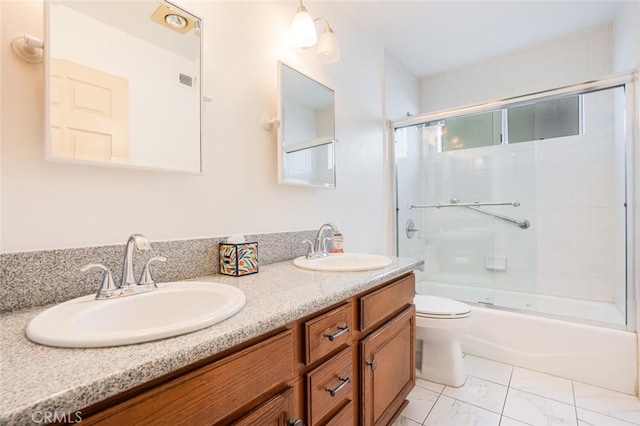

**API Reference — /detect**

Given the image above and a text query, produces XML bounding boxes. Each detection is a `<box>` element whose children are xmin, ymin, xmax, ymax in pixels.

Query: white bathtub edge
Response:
<box><xmin>461</xmin><ymin>306</ymin><xmax>638</xmax><ymax>395</ymax></box>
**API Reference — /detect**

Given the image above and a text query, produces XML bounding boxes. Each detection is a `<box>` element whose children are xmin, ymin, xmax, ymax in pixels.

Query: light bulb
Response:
<box><xmin>291</xmin><ymin>5</ymin><xmax>317</xmax><ymax>48</ymax></box>
<box><xmin>165</xmin><ymin>14</ymin><xmax>187</xmax><ymax>29</ymax></box>
<box><xmin>317</xmin><ymin>26</ymin><xmax>340</xmax><ymax>63</ymax></box>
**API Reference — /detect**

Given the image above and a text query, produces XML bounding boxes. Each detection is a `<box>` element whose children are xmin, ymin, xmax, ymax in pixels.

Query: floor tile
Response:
<box><xmin>423</xmin><ymin>395</ymin><xmax>501</xmax><ymax>426</ymax></box>
<box><xmin>416</xmin><ymin>377</ymin><xmax>446</xmax><ymax>394</ymax></box>
<box><xmin>499</xmin><ymin>416</ymin><xmax>533</xmax><ymax>426</ymax></box>
<box><xmin>503</xmin><ymin>388</ymin><xmax>577</xmax><ymax>425</ymax></box>
<box><xmin>577</xmin><ymin>407</ymin><xmax>640</xmax><ymax>426</ymax></box>
<box><xmin>443</xmin><ymin>375</ymin><xmax>509</xmax><ymax>413</ymax></box>
<box><xmin>510</xmin><ymin>367</ymin><xmax>575</xmax><ymax>404</ymax></box>
<box><xmin>393</xmin><ymin>416</ymin><xmax>423</xmax><ymax>426</ymax></box>
<box><xmin>573</xmin><ymin>382</ymin><xmax>640</xmax><ymax>424</ymax></box>
<box><xmin>401</xmin><ymin>385</ymin><xmax>440</xmax><ymax>423</ymax></box>
<box><xmin>464</xmin><ymin>355</ymin><xmax>514</xmax><ymax>386</ymax></box>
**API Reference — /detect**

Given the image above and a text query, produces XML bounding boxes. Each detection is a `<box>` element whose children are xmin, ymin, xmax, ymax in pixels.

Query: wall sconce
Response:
<box><xmin>11</xmin><ymin>35</ymin><xmax>44</xmax><ymax>64</ymax></box>
<box><xmin>290</xmin><ymin>0</ymin><xmax>340</xmax><ymax>64</ymax></box>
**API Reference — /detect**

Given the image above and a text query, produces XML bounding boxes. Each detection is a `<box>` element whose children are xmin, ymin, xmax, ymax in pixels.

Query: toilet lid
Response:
<box><xmin>414</xmin><ymin>295</ymin><xmax>471</xmax><ymax>317</ymax></box>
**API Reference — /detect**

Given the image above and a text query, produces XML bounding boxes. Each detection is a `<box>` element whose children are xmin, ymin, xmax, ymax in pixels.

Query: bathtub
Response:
<box><xmin>415</xmin><ymin>281</ymin><xmax>637</xmax><ymax>394</ymax></box>
<box><xmin>462</xmin><ymin>305</ymin><xmax>637</xmax><ymax>394</ymax></box>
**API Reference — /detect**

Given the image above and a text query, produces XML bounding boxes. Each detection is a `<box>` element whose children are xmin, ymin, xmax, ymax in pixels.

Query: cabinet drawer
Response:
<box><xmin>86</xmin><ymin>330</ymin><xmax>294</xmax><ymax>426</ymax></box>
<box><xmin>233</xmin><ymin>386</ymin><xmax>293</xmax><ymax>426</ymax></box>
<box><xmin>306</xmin><ymin>346</ymin><xmax>354</xmax><ymax>426</ymax></box>
<box><xmin>322</xmin><ymin>400</ymin><xmax>354</xmax><ymax>426</ymax></box>
<box><xmin>305</xmin><ymin>303</ymin><xmax>353</xmax><ymax>365</ymax></box>
<box><xmin>359</xmin><ymin>274</ymin><xmax>414</xmax><ymax>332</ymax></box>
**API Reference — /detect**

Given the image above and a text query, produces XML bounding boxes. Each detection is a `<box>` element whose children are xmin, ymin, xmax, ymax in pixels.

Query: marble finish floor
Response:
<box><xmin>393</xmin><ymin>355</ymin><xmax>640</xmax><ymax>426</ymax></box>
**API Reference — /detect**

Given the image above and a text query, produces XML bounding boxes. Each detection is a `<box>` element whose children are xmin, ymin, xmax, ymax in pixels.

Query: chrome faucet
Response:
<box><xmin>121</xmin><ymin>234</ymin><xmax>151</xmax><ymax>289</ymax></box>
<box><xmin>303</xmin><ymin>223</ymin><xmax>339</xmax><ymax>259</ymax></box>
<box><xmin>81</xmin><ymin>234</ymin><xmax>166</xmax><ymax>299</ymax></box>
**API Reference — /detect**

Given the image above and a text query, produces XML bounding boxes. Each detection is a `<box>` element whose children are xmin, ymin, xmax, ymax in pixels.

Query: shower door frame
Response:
<box><xmin>391</xmin><ymin>71</ymin><xmax>638</xmax><ymax>332</ymax></box>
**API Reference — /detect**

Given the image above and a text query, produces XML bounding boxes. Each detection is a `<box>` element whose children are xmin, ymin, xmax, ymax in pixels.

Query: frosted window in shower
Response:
<box><xmin>441</xmin><ymin>110</ymin><xmax>501</xmax><ymax>151</ymax></box>
<box><xmin>507</xmin><ymin>95</ymin><xmax>580</xmax><ymax>143</ymax></box>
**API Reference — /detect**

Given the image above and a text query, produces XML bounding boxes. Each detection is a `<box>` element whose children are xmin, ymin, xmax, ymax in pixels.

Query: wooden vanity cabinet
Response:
<box><xmin>78</xmin><ymin>273</ymin><xmax>415</xmax><ymax>426</ymax></box>
<box><xmin>80</xmin><ymin>330</ymin><xmax>296</xmax><ymax>426</ymax></box>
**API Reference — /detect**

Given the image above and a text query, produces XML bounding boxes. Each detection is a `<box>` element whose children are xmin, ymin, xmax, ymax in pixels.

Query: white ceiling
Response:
<box><xmin>337</xmin><ymin>1</ymin><xmax>625</xmax><ymax>78</ymax></box>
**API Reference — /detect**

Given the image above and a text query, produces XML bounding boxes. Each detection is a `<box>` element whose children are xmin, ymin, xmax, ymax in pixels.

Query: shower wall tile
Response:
<box><xmin>421</xmin><ymin>24</ymin><xmax>612</xmax><ymax>113</ymax></box>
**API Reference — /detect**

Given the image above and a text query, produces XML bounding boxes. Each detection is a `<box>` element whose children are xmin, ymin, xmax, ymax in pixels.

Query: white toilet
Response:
<box><xmin>414</xmin><ymin>295</ymin><xmax>472</xmax><ymax>387</ymax></box>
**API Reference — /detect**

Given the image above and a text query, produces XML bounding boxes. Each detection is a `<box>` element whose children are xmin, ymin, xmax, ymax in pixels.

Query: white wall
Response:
<box><xmin>420</xmin><ymin>24</ymin><xmax>613</xmax><ymax>113</ymax></box>
<box><xmin>382</xmin><ymin>49</ymin><xmax>421</xmax><ymax>255</ymax></box>
<box><xmin>1</xmin><ymin>1</ymin><xmax>390</xmax><ymax>254</ymax></box>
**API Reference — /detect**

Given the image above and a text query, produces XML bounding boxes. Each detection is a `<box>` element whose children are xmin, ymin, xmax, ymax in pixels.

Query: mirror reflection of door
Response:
<box><xmin>47</xmin><ymin>0</ymin><xmax>202</xmax><ymax>173</ymax></box>
<box><xmin>50</xmin><ymin>58</ymin><xmax>129</xmax><ymax>163</ymax></box>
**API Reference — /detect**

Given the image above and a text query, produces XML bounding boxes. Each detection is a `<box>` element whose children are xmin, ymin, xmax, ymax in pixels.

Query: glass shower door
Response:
<box><xmin>395</xmin><ymin>84</ymin><xmax>628</xmax><ymax>329</ymax></box>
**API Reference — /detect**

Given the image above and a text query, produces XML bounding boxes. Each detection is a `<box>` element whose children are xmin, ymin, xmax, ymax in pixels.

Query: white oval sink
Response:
<box><xmin>26</xmin><ymin>281</ymin><xmax>246</xmax><ymax>348</ymax></box>
<box><xmin>293</xmin><ymin>253</ymin><xmax>393</xmax><ymax>272</ymax></box>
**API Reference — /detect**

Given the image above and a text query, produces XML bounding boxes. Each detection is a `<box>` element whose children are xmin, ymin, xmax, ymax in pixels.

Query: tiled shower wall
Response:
<box><xmin>416</xmin><ymin>86</ymin><xmax>626</xmax><ymax>308</ymax></box>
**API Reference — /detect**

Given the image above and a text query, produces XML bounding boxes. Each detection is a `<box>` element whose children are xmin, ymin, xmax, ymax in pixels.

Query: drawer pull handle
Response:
<box><xmin>324</xmin><ymin>325</ymin><xmax>349</xmax><ymax>341</ymax></box>
<box><xmin>366</xmin><ymin>359</ymin><xmax>377</xmax><ymax>371</ymax></box>
<box><xmin>326</xmin><ymin>377</ymin><xmax>350</xmax><ymax>397</ymax></box>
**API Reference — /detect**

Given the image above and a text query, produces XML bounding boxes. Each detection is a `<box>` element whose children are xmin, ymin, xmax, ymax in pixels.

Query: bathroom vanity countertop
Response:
<box><xmin>0</xmin><ymin>256</ymin><xmax>422</xmax><ymax>425</ymax></box>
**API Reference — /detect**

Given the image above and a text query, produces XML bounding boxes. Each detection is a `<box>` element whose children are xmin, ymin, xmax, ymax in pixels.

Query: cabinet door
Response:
<box><xmin>233</xmin><ymin>387</ymin><xmax>293</xmax><ymax>426</ymax></box>
<box><xmin>360</xmin><ymin>306</ymin><xmax>415</xmax><ymax>426</ymax></box>
<box><xmin>83</xmin><ymin>330</ymin><xmax>294</xmax><ymax>425</ymax></box>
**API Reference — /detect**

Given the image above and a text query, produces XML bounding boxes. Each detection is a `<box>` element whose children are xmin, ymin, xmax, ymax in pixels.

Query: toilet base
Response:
<box><xmin>416</xmin><ymin>339</ymin><xmax>466</xmax><ymax>387</ymax></box>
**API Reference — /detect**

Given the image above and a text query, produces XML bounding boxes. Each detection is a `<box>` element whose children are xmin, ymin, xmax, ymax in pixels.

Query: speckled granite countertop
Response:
<box><xmin>0</xmin><ymin>257</ymin><xmax>422</xmax><ymax>425</ymax></box>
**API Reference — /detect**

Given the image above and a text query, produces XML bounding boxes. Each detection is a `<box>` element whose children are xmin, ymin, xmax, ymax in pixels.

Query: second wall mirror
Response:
<box><xmin>278</xmin><ymin>63</ymin><xmax>335</xmax><ymax>188</ymax></box>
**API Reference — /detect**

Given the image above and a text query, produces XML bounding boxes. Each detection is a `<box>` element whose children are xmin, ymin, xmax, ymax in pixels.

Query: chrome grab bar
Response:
<box><xmin>467</xmin><ymin>205</ymin><xmax>530</xmax><ymax>229</ymax></box>
<box><xmin>410</xmin><ymin>201</ymin><xmax>520</xmax><ymax>209</ymax></box>
<box><xmin>411</xmin><ymin>198</ymin><xmax>530</xmax><ymax>229</ymax></box>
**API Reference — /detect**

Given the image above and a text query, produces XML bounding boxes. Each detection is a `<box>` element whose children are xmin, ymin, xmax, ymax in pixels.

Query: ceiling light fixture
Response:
<box><xmin>290</xmin><ymin>1</ymin><xmax>340</xmax><ymax>63</ymax></box>
<box><xmin>165</xmin><ymin>14</ymin><xmax>187</xmax><ymax>29</ymax></box>
<box><xmin>151</xmin><ymin>4</ymin><xmax>194</xmax><ymax>34</ymax></box>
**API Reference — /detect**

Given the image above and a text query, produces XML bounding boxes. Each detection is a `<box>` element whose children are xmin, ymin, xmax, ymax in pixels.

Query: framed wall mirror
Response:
<box><xmin>278</xmin><ymin>63</ymin><xmax>335</xmax><ymax>188</ymax></box>
<box><xmin>46</xmin><ymin>0</ymin><xmax>202</xmax><ymax>173</ymax></box>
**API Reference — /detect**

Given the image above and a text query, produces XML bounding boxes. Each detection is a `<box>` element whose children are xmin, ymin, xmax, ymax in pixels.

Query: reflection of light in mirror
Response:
<box><xmin>165</xmin><ymin>14</ymin><xmax>187</xmax><ymax>29</ymax></box>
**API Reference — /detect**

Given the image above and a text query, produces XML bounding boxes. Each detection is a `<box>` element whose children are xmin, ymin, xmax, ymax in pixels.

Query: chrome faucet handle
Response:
<box><xmin>322</xmin><ymin>236</ymin><xmax>332</xmax><ymax>254</ymax></box>
<box><xmin>80</xmin><ymin>263</ymin><xmax>119</xmax><ymax>300</ymax></box>
<box><xmin>302</xmin><ymin>239</ymin><xmax>314</xmax><ymax>258</ymax></box>
<box><xmin>138</xmin><ymin>256</ymin><xmax>166</xmax><ymax>289</ymax></box>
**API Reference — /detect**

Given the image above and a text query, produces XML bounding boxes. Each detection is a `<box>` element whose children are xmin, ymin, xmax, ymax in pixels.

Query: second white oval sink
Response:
<box><xmin>26</xmin><ymin>281</ymin><xmax>246</xmax><ymax>348</ymax></box>
<box><xmin>293</xmin><ymin>253</ymin><xmax>393</xmax><ymax>272</ymax></box>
